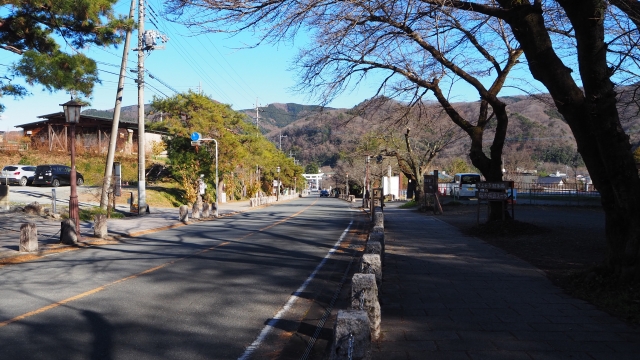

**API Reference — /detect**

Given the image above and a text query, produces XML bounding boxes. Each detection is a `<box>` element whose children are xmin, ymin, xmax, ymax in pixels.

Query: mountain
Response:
<box><xmin>250</xmin><ymin>94</ymin><xmax>640</xmax><ymax>172</ymax></box>
<box><xmin>239</xmin><ymin>103</ymin><xmax>335</xmax><ymax>133</ymax></box>
<box><xmin>87</xmin><ymin>94</ymin><xmax>640</xmax><ymax>173</ymax></box>
<box><xmin>82</xmin><ymin>104</ymin><xmax>155</xmax><ymax>123</ymax></box>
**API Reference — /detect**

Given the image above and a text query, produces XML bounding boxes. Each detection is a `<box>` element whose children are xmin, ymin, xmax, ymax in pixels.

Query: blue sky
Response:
<box><xmin>0</xmin><ymin>0</ymin><xmax>537</xmax><ymax>132</ymax></box>
<box><xmin>0</xmin><ymin>0</ymin><xmax>385</xmax><ymax>131</ymax></box>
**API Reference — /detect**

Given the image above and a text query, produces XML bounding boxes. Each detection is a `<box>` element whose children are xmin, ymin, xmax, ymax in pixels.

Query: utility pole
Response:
<box><xmin>279</xmin><ymin>131</ymin><xmax>287</xmax><ymax>151</ymax></box>
<box><xmin>137</xmin><ymin>0</ymin><xmax>147</xmax><ymax>215</ymax></box>
<box><xmin>255</xmin><ymin>98</ymin><xmax>262</xmax><ymax>132</ymax></box>
<box><xmin>132</xmin><ymin>1</ymin><xmax>168</xmax><ymax>215</ymax></box>
<box><xmin>100</xmin><ymin>0</ymin><xmax>135</xmax><ymax>210</ymax></box>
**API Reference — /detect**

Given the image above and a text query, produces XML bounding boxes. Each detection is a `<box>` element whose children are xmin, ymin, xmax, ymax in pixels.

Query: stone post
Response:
<box><xmin>360</xmin><ymin>254</ymin><xmax>382</xmax><ymax>287</ymax></box>
<box><xmin>365</xmin><ymin>241</ymin><xmax>383</xmax><ymax>267</ymax></box>
<box><xmin>329</xmin><ymin>310</ymin><xmax>371</xmax><ymax>360</ymax></box>
<box><xmin>351</xmin><ymin>273</ymin><xmax>381</xmax><ymax>340</ymax></box>
<box><xmin>202</xmin><ymin>202</ymin><xmax>210</xmax><ymax>218</ymax></box>
<box><xmin>94</xmin><ymin>214</ymin><xmax>108</xmax><ymax>238</ymax></box>
<box><xmin>0</xmin><ymin>184</ymin><xmax>9</xmax><ymax>211</ymax></box>
<box><xmin>192</xmin><ymin>202</ymin><xmax>201</xmax><ymax>219</ymax></box>
<box><xmin>60</xmin><ymin>219</ymin><xmax>78</xmax><ymax>245</ymax></box>
<box><xmin>19</xmin><ymin>223</ymin><xmax>38</xmax><ymax>252</ymax></box>
<box><xmin>368</xmin><ymin>230</ymin><xmax>385</xmax><ymax>252</ymax></box>
<box><xmin>179</xmin><ymin>205</ymin><xmax>189</xmax><ymax>223</ymax></box>
<box><xmin>373</xmin><ymin>211</ymin><xmax>384</xmax><ymax>229</ymax></box>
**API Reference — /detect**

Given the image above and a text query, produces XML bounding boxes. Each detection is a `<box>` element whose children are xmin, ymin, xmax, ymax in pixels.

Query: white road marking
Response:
<box><xmin>238</xmin><ymin>219</ymin><xmax>354</xmax><ymax>360</ymax></box>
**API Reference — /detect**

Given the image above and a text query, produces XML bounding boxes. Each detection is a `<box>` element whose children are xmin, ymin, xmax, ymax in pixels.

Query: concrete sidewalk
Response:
<box><xmin>374</xmin><ymin>202</ymin><xmax>640</xmax><ymax>359</ymax></box>
<box><xmin>0</xmin><ymin>199</ymin><xmax>254</xmax><ymax>260</ymax></box>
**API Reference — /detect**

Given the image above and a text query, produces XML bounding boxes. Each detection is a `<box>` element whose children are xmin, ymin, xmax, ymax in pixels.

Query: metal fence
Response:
<box><xmin>512</xmin><ymin>181</ymin><xmax>601</xmax><ymax>205</ymax></box>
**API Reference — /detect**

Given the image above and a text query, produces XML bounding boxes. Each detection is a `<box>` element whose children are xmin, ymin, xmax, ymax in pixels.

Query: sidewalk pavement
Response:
<box><xmin>374</xmin><ymin>202</ymin><xmax>640</xmax><ymax>359</ymax></box>
<box><xmin>0</xmin><ymin>200</ymin><xmax>254</xmax><ymax>260</ymax></box>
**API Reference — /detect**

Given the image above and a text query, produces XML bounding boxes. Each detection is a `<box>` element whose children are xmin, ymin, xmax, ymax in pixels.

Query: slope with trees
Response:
<box><xmin>149</xmin><ymin>92</ymin><xmax>302</xmax><ymax>203</ymax></box>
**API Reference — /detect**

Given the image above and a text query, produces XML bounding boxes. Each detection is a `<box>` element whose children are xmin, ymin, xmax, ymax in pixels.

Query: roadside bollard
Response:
<box><xmin>179</xmin><ymin>205</ymin><xmax>189</xmax><ymax>223</ymax></box>
<box><xmin>60</xmin><ymin>219</ymin><xmax>78</xmax><ymax>244</ymax></box>
<box><xmin>360</xmin><ymin>254</ymin><xmax>382</xmax><ymax>287</ymax></box>
<box><xmin>373</xmin><ymin>211</ymin><xmax>384</xmax><ymax>229</ymax></box>
<box><xmin>51</xmin><ymin>188</ymin><xmax>56</xmax><ymax>214</ymax></box>
<box><xmin>94</xmin><ymin>214</ymin><xmax>108</xmax><ymax>238</ymax></box>
<box><xmin>19</xmin><ymin>223</ymin><xmax>38</xmax><ymax>252</ymax></box>
<box><xmin>350</xmin><ymin>273</ymin><xmax>381</xmax><ymax>340</ymax></box>
<box><xmin>368</xmin><ymin>230</ymin><xmax>384</xmax><ymax>253</ymax></box>
<box><xmin>0</xmin><ymin>185</ymin><xmax>8</xmax><ymax>211</ymax></box>
<box><xmin>192</xmin><ymin>202</ymin><xmax>201</xmax><ymax>219</ymax></box>
<box><xmin>365</xmin><ymin>241</ymin><xmax>383</xmax><ymax>267</ymax></box>
<box><xmin>202</xmin><ymin>202</ymin><xmax>210</xmax><ymax>218</ymax></box>
<box><xmin>329</xmin><ymin>310</ymin><xmax>371</xmax><ymax>360</ymax></box>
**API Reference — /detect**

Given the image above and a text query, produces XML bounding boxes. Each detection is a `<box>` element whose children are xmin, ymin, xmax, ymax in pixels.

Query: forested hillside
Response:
<box><xmin>85</xmin><ymin>94</ymin><xmax>640</xmax><ymax>176</ymax></box>
<box><xmin>252</xmin><ymin>95</ymin><xmax>640</xmax><ymax>175</ymax></box>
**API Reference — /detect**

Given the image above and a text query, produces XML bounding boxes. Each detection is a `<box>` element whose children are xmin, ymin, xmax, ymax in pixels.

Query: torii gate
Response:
<box><xmin>302</xmin><ymin>173</ymin><xmax>324</xmax><ymax>190</ymax></box>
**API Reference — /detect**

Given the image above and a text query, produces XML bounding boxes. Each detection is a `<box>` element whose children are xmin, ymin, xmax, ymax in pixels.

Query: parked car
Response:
<box><xmin>32</xmin><ymin>165</ymin><xmax>84</xmax><ymax>187</ymax></box>
<box><xmin>0</xmin><ymin>165</ymin><xmax>37</xmax><ymax>186</ymax></box>
<box><xmin>451</xmin><ymin>173</ymin><xmax>481</xmax><ymax>198</ymax></box>
<box><xmin>320</xmin><ymin>189</ymin><xmax>330</xmax><ymax>197</ymax></box>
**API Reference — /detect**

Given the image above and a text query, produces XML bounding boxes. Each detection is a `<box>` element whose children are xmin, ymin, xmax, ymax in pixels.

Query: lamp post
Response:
<box><xmin>276</xmin><ymin>166</ymin><xmax>281</xmax><ymax>201</ymax></box>
<box><xmin>190</xmin><ymin>132</ymin><xmax>219</xmax><ymax>217</ymax></box>
<box><xmin>212</xmin><ymin>139</ymin><xmax>218</xmax><ymax>217</ymax></box>
<box><xmin>346</xmin><ymin>173</ymin><xmax>349</xmax><ymax>198</ymax></box>
<box><xmin>61</xmin><ymin>98</ymin><xmax>83</xmax><ymax>237</ymax></box>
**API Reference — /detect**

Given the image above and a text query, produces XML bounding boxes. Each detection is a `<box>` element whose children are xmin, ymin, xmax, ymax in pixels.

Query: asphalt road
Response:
<box><xmin>0</xmin><ymin>196</ymin><xmax>362</xmax><ymax>359</ymax></box>
<box><xmin>6</xmin><ymin>184</ymin><xmax>94</xmax><ymax>206</ymax></box>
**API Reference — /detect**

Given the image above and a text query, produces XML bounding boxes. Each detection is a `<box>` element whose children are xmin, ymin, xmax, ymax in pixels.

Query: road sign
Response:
<box><xmin>191</xmin><ymin>141</ymin><xmax>200</xmax><ymax>146</ymax></box>
<box><xmin>190</xmin><ymin>132</ymin><xmax>201</xmax><ymax>141</ymax></box>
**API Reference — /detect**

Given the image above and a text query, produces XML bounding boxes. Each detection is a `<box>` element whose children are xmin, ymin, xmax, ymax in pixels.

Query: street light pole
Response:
<box><xmin>190</xmin><ymin>132</ymin><xmax>219</xmax><ymax>217</ymax></box>
<box><xmin>346</xmin><ymin>173</ymin><xmax>349</xmax><ymax>197</ymax></box>
<box><xmin>276</xmin><ymin>166</ymin><xmax>280</xmax><ymax>201</ymax></box>
<box><xmin>61</xmin><ymin>98</ymin><xmax>83</xmax><ymax>237</ymax></box>
<box><xmin>212</xmin><ymin>139</ymin><xmax>218</xmax><ymax>217</ymax></box>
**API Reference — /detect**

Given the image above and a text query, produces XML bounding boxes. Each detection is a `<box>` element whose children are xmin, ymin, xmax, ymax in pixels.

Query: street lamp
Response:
<box><xmin>212</xmin><ymin>139</ymin><xmax>218</xmax><ymax>217</ymax></box>
<box><xmin>190</xmin><ymin>132</ymin><xmax>218</xmax><ymax>217</ymax></box>
<box><xmin>346</xmin><ymin>173</ymin><xmax>349</xmax><ymax>198</ymax></box>
<box><xmin>61</xmin><ymin>98</ymin><xmax>83</xmax><ymax>237</ymax></box>
<box><xmin>276</xmin><ymin>166</ymin><xmax>281</xmax><ymax>201</ymax></box>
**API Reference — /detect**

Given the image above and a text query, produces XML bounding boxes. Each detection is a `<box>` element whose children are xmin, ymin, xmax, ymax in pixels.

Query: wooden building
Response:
<box><xmin>16</xmin><ymin>112</ymin><xmax>163</xmax><ymax>154</ymax></box>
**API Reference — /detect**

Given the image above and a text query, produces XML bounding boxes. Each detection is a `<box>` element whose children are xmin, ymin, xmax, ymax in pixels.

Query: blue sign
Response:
<box><xmin>190</xmin><ymin>132</ymin><xmax>201</xmax><ymax>141</ymax></box>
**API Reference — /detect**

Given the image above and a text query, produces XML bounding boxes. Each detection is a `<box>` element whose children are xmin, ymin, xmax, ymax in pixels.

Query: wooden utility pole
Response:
<box><xmin>100</xmin><ymin>0</ymin><xmax>135</xmax><ymax>209</ymax></box>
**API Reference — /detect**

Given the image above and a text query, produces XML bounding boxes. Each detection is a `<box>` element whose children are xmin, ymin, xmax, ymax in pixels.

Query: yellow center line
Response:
<box><xmin>0</xmin><ymin>199</ymin><xmax>318</xmax><ymax>328</ymax></box>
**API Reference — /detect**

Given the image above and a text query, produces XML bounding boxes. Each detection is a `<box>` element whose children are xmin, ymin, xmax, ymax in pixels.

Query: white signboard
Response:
<box><xmin>382</xmin><ymin>176</ymin><xmax>399</xmax><ymax>199</ymax></box>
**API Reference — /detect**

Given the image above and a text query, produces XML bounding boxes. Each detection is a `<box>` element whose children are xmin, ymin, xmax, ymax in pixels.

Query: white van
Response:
<box><xmin>452</xmin><ymin>173</ymin><xmax>481</xmax><ymax>198</ymax></box>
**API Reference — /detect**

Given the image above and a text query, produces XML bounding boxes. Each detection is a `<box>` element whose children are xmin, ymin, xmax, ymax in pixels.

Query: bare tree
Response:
<box><xmin>403</xmin><ymin>0</ymin><xmax>640</xmax><ymax>279</ymax></box>
<box><xmin>166</xmin><ymin>0</ymin><xmax>525</xmax><ymax>219</ymax></box>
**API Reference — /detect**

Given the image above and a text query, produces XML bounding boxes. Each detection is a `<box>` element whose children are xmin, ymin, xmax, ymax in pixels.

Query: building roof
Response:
<box><xmin>14</xmin><ymin>112</ymin><xmax>168</xmax><ymax>135</ymax></box>
<box><xmin>537</xmin><ymin>176</ymin><xmax>565</xmax><ymax>185</ymax></box>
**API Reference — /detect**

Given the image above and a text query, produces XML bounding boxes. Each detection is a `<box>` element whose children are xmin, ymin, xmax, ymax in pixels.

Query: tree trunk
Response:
<box><xmin>503</xmin><ymin>1</ymin><xmax>640</xmax><ymax>278</ymax></box>
<box><xmin>468</xmin><ymin>100</ymin><xmax>510</xmax><ymax>221</ymax></box>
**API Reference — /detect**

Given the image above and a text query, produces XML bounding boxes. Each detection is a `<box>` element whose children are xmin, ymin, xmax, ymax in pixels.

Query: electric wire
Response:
<box><xmin>147</xmin><ymin>0</ymin><xmax>250</xmax><ymax>105</ymax></box>
<box><xmin>145</xmin><ymin>10</ymin><xmax>233</xmax><ymax>104</ymax></box>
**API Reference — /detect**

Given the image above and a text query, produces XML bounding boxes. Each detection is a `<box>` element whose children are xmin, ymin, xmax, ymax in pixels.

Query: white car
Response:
<box><xmin>1</xmin><ymin>165</ymin><xmax>37</xmax><ymax>186</ymax></box>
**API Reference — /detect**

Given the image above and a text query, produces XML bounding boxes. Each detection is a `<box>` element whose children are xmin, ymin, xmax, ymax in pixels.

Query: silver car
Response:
<box><xmin>1</xmin><ymin>165</ymin><xmax>37</xmax><ymax>186</ymax></box>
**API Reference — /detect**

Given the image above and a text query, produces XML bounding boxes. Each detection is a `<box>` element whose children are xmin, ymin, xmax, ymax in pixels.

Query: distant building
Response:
<box><xmin>537</xmin><ymin>176</ymin><xmax>565</xmax><ymax>186</ymax></box>
<box><xmin>15</xmin><ymin>112</ymin><xmax>163</xmax><ymax>154</ymax></box>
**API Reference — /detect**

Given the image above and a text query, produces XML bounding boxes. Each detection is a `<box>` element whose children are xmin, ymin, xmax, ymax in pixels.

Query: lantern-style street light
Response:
<box><xmin>61</xmin><ymin>98</ymin><xmax>83</xmax><ymax>237</ymax></box>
